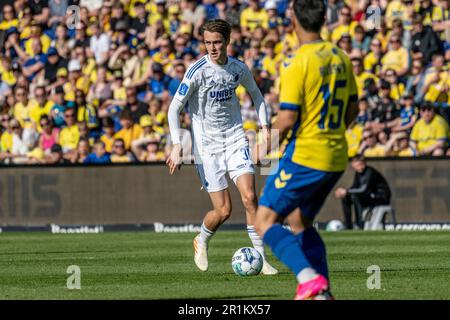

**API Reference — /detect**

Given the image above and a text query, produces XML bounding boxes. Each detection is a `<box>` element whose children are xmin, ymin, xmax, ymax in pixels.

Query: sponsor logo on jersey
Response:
<box><xmin>209</xmin><ymin>88</ymin><xmax>234</xmax><ymax>102</ymax></box>
<box><xmin>178</xmin><ymin>83</ymin><xmax>189</xmax><ymax>96</ymax></box>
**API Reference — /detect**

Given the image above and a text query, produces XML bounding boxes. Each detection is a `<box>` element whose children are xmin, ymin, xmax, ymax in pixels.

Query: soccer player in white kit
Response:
<box><xmin>166</xmin><ymin>19</ymin><xmax>278</xmax><ymax>275</ymax></box>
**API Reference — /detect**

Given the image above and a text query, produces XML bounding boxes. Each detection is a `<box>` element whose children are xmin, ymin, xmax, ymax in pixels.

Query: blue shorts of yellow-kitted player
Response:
<box><xmin>259</xmin><ymin>157</ymin><xmax>343</xmax><ymax>220</ymax></box>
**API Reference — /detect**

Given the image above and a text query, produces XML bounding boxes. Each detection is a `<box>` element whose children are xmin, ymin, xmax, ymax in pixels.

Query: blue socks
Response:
<box><xmin>263</xmin><ymin>224</ymin><xmax>312</xmax><ymax>275</ymax></box>
<box><xmin>296</xmin><ymin>227</ymin><xmax>329</xmax><ymax>280</ymax></box>
<box><xmin>264</xmin><ymin>224</ymin><xmax>329</xmax><ymax>280</ymax></box>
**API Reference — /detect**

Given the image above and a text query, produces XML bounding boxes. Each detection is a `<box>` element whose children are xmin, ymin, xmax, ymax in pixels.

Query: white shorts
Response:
<box><xmin>194</xmin><ymin>143</ymin><xmax>255</xmax><ymax>193</ymax></box>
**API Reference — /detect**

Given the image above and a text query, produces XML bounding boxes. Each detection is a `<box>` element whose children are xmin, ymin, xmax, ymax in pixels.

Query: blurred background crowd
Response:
<box><xmin>0</xmin><ymin>0</ymin><xmax>449</xmax><ymax>165</ymax></box>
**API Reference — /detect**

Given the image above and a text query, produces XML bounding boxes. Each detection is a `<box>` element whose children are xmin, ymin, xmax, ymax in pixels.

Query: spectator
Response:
<box><xmin>352</xmin><ymin>57</ymin><xmax>378</xmax><ymax>98</ymax></box>
<box><xmin>0</xmin><ymin>114</ymin><xmax>13</xmax><ymax>160</ymax></box>
<box><xmin>359</xmin><ymin>130</ymin><xmax>387</xmax><ymax>157</ymax></box>
<box><xmin>44</xmin><ymin>143</ymin><xmax>70</xmax><ymax>164</ymax></box>
<box><xmin>49</xmin><ymin>85</ymin><xmax>66</xmax><ymax>128</ymax></box>
<box><xmin>38</xmin><ymin>115</ymin><xmax>59</xmax><ymax>154</ymax></box>
<box><xmin>13</xmin><ymin>86</ymin><xmax>34</xmax><ymax>130</ymax></box>
<box><xmin>337</xmin><ymin>33</ymin><xmax>353</xmax><ymax>56</ymax></box>
<box><xmin>330</xmin><ymin>5</ymin><xmax>357</xmax><ymax>43</ymax></box>
<box><xmin>114</xmin><ymin>109</ymin><xmax>143</xmax><ymax>151</ymax></box>
<box><xmin>8</xmin><ymin>119</ymin><xmax>36</xmax><ymax>164</ymax></box>
<box><xmin>388</xmin><ymin>93</ymin><xmax>418</xmax><ymax>134</ymax></box>
<box><xmin>70</xmin><ymin>137</ymin><xmax>91</xmax><ymax>163</ymax></box>
<box><xmin>334</xmin><ymin>155</ymin><xmax>392</xmax><ymax>230</ymax></box>
<box><xmin>64</xmin><ymin>59</ymin><xmax>89</xmax><ymax>102</ymax></box>
<box><xmin>385</xmin><ymin>131</ymin><xmax>416</xmax><ymax>157</ymax></box>
<box><xmin>129</xmin><ymin>1</ymin><xmax>148</xmax><ymax>41</ymax></box>
<box><xmin>181</xmin><ymin>0</ymin><xmax>207</xmax><ymax>39</ymax></box>
<box><xmin>381</xmin><ymin>35</ymin><xmax>410</xmax><ymax>78</ymax></box>
<box><xmin>100</xmin><ymin>117</ymin><xmax>115</xmax><ymax>154</ymax></box>
<box><xmin>48</xmin><ymin>0</ymin><xmax>69</xmax><ymax>29</ymax></box>
<box><xmin>261</xmin><ymin>40</ymin><xmax>282</xmax><ymax>80</ymax></box>
<box><xmin>240</xmin><ymin>0</ymin><xmax>268</xmax><ymax>38</ymax></box>
<box><xmin>364</xmin><ymin>38</ymin><xmax>384</xmax><ymax>76</ymax></box>
<box><xmin>73</xmin><ymin>22</ymin><xmax>90</xmax><ymax>48</ymax></box>
<box><xmin>75</xmin><ymin>89</ymin><xmax>98</xmax><ymax>133</ymax></box>
<box><xmin>224</xmin><ymin>0</ymin><xmax>243</xmax><ymax>28</ymax></box>
<box><xmin>138</xmin><ymin>140</ymin><xmax>165</xmax><ymax>162</ymax></box>
<box><xmin>44</xmin><ymin>46</ymin><xmax>67</xmax><ymax>84</ymax></box>
<box><xmin>59</xmin><ymin>107</ymin><xmax>79</xmax><ymax>153</ymax></box>
<box><xmin>384</xmin><ymin>69</ymin><xmax>404</xmax><ymax>101</ymax></box>
<box><xmin>84</xmin><ymin>140</ymin><xmax>111</xmax><ymax>164</ymax></box>
<box><xmin>0</xmin><ymin>4</ymin><xmax>18</xmax><ymax>31</ymax></box>
<box><xmin>110</xmin><ymin>138</ymin><xmax>135</xmax><ymax>163</ymax></box>
<box><xmin>410</xmin><ymin>13</ymin><xmax>443</xmax><ymax>65</ymax></box>
<box><xmin>356</xmin><ymin>97</ymin><xmax>371</xmax><ymax>125</ymax></box>
<box><xmin>405</xmin><ymin>58</ymin><xmax>427</xmax><ymax>104</ymax></box>
<box><xmin>390</xmin><ymin>18</ymin><xmax>411</xmax><ymax>51</ymax></box>
<box><xmin>89</xmin><ymin>22</ymin><xmax>111</xmax><ymax>65</ymax></box>
<box><xmin>410</xmin><ymin>104</ymin><xmax>449</xmax><ymax>156</ymax></box>
<box><xmin>352</xmin><ymin>24</ymin><xmax>370</xmax><ymax>55</ymax></box>
<box><xmin>124</xmin><ymin>86</ymin><xmax>148</xmax><ymax>123</ymax></box>
<box><xmin>87</xmin><ymin>66</ymin><xmax>112</xmax><ymax>103</ymax></box>
<box><xmin>326</xmin><ymin>0</ymin><xmax>345</xmax><ymax>28</ymax></box>
<box><xmin>30</xmin><ymin>86</ymin><xmax>54</xmax><ymax>131</ymax></box>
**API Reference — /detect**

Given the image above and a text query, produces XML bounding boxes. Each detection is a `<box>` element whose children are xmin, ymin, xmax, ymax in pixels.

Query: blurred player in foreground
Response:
<box><xmin>254</xmin><ymin>0</ymin><xmax>358</xmax><ymax>299</ymax></box>
<box><xmin>167</xmin><ymin>19</ymin><xmax>278</xmax><ymax>275</ymax></box>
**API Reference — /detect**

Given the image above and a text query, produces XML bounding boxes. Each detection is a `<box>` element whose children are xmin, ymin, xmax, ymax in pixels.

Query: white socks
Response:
<box><xmin>247</xmin><ymin>225</ymin><xmax>266</xmax><ymax>260</ymax></box>
<box><xmin>297</xmin><ymin>267</ymin><xmax>319</xmax><ymax>284</ymax></box>
<box><xmin>198</xmin><ymin>223</ymin><xmax>214</xmax><ymax>246</ymax></box>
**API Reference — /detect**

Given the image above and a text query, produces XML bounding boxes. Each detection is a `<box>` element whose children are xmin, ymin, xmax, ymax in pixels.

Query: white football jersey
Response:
<box><xmin>173</xmin><ymin>55</ymin><xmax>267</xmax><ymax>153</ymax></box>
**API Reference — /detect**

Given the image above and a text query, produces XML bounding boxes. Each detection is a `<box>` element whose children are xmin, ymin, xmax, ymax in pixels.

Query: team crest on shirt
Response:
<box><xmin>178</xmin><ymin>83</ymin><xmax>189</xmax><ymax>96</ymax></box>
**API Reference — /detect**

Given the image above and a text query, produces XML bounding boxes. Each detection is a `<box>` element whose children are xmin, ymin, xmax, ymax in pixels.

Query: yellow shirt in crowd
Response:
<box><xmin>240</xmin><ymin>8</ymin><xmax>269</xmax><ymax>31</ymax></box>
<box><xmin>381</xmin><ymin>47</ymin><xmax>409</xmax><ymax>74</ymax></box>
<box><xmin>114</xmin><ymin>124</ymin><xmax>143</xmax><ymax>150</ymax></box>
<box><xmin>29</xmin><ymin>100</ymin><xmax>55</xmax><ymax>132</ymax></box>
<box><xmin>59</xmin><ymin>125</ymin><xmax>80</xmax><ymax>150</ymax></box>
<box><xmin>410</xmin><ymin>114</ymin><xmax>449</xmax><ymax>152</ymax></box>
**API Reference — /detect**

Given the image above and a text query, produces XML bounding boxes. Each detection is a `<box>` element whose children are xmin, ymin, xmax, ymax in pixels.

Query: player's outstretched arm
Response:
<box><xmin>167</xmin><ymin>98</ymin><xmax>186</xmax><ymax>175</ymax></box>
<box><xmin>241</xmin><ymin>66</ymin><xmax>269</xmax><ymax>128</ymax></box>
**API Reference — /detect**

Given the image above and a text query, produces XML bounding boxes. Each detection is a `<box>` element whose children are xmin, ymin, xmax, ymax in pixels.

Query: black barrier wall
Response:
<box><xmin>0</xmin><ymin>159</ymin><xmax>449</xmax><ymax>226</ymax></box>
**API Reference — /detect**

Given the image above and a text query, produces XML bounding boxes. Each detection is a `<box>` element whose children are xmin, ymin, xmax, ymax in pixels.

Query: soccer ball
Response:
<box><xmin>326</xmin><ymin>219</ymin><xmax>345</xmax><ymax>231</ymax></box>
<box><xmin>231</xmin><ymin>247</ymin><xmax>263</xmax><ymax>276</ymax></box>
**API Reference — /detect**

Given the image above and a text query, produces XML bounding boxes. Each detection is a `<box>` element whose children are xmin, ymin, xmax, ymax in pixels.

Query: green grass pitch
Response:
<box><xmin>1</xmin><ymin>231</ymin><xmax>450</xmax><ymax>300</ymax></box>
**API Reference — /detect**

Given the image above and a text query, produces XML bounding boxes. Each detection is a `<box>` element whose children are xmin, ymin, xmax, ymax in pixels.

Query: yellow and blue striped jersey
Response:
<box><xmin>279</xmin><ymin>41</ymin><xmax>358</xmax><ymax>172</ymax></box>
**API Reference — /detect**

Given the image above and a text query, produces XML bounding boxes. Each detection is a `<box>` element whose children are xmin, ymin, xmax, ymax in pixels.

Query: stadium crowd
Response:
<box><xmin>0</xmin><ymin>0</ymin><xmax>449</xmax><ymax>164</ymax></box>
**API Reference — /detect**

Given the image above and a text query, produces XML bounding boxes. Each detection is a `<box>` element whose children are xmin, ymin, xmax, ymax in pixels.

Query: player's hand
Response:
<box><xmin>166</xmin><ymin>144</ymin><xmax>182</xmax><ymax>175</ymax></box>
<box><xmin>334</xmin><ymin>187</ymin><xmax>347</xmax><ymax>199</ymax></box>
<box><xmin>261</xmin><ymin>126</ymin><xmax>270</xmax><ymax>148</ymax></box>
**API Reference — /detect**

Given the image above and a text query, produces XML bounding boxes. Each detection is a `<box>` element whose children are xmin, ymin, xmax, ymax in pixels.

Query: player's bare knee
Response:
<box><xmin>216</xmin><ymin>204</ymin><xmax>232</xmax><ymax>221</ymax></box>
<box><xmin>241</xmin><ymin>191</ymin><xmax>257</xmax><ymax>211</ymax></box>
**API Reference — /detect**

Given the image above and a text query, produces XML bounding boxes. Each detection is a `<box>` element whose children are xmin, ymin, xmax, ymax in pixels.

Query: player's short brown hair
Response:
<box><xmin>201</xmin><ymin>19</ymin><xmax>231</xmax><ymax>43</ymax></box>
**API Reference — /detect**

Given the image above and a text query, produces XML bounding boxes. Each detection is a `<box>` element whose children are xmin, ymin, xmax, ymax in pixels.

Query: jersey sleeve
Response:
<box><xmin>240</xmin><ymin>63</ymin><xmax>269</xmax><ymax>127</ymax></box>
<box><xmin>279</xmin><ymin>58</ymin><xmax>303</xmax><ymax>111</ymax></box>
<box><xmin>172</xmin><ymin>62</ymin><xmax>201</xmax><ymax>104</ymax></box>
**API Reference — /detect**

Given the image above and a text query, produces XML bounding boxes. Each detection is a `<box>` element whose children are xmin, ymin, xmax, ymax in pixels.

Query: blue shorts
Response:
<box><xmin>259</xmin><ymin>157</ymin><xmax>343</xmax><ymax>220</ymax></box>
